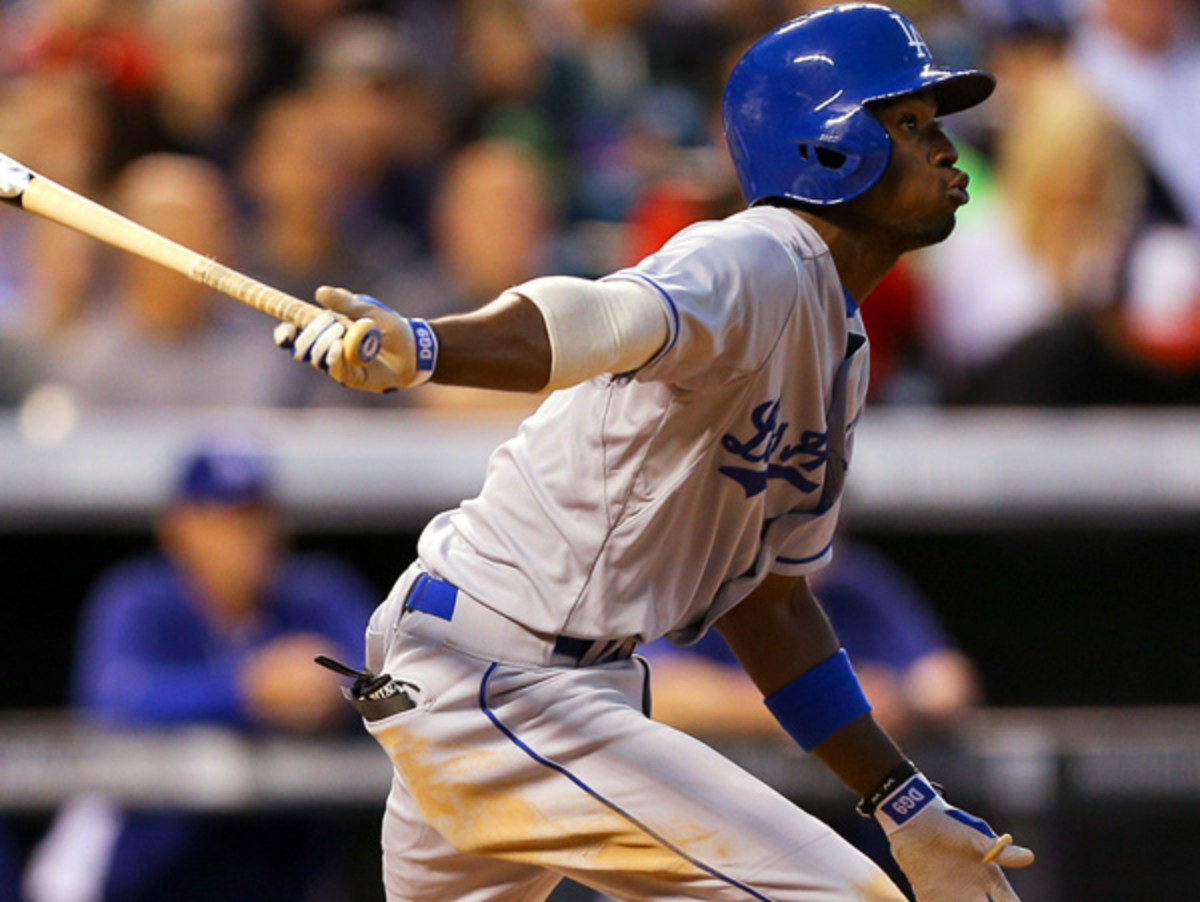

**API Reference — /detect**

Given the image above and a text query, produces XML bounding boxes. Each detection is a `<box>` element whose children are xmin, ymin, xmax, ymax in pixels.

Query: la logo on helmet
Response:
<box><xmin>889</xmin><ymin>13</ymin><xmax>930</xmax><ymax>59</ymax></box>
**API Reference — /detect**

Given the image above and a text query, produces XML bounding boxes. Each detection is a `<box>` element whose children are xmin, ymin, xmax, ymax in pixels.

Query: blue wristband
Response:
<box><xmin>408</xmin><ymin>318</ymin><xmax>438</xmax><ymax>385</ymax></box>
<box><xmin>763</xmin><ymin>649</ymin><xmax>872</xmax><ymax>752</ymax></box>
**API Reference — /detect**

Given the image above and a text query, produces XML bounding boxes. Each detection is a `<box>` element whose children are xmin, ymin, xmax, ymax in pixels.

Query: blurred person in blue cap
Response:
<box><xmin>22</xmin><ymin>435</ymin><xmax>378</xmax><ymax>902</ymax></box>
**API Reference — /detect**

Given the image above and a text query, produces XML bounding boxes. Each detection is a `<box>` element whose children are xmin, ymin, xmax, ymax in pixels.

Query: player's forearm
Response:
<box><xmin>718</xmin><ymin>574</ymin><xmax>907</xmax><ymax>795</ymax></box>
<box><xmin>430</xmin><ymin>292</ymin><xmax>552</xmax><ymax>391</ymax></box>
<box><xmin>810</xmin><ymin>712</ymin><xmax>908</xmax><ymax>797</ymax></box>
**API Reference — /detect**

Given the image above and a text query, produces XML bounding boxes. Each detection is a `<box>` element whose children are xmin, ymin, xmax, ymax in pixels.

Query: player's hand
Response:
<box><xmin>239</xmin><ymin>634</ymin><xmax>349</xmax><ymax>734</ymax></box>
<box><xmin>875</xmin><ymin>772</ymin><xmax>1034</xmax><ymax>902</ymax></box>
<box><xmin>274</xmin><ymin>286</ymin><xmax>435</xmax><ymax>393</ymax></box>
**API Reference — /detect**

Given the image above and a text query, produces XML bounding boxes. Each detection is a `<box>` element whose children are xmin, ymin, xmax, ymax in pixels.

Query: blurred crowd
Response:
<box><xmin>1</xmin><ymin>0</ymin><xmax>1199</xmax><ymax>413</ymax></box>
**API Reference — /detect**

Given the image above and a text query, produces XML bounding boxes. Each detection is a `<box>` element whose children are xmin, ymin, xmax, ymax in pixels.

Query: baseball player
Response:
<box><xmin>277</xmin><ymin>5</ymin><xmax>1034</xmax><ymax>901</ymax></box>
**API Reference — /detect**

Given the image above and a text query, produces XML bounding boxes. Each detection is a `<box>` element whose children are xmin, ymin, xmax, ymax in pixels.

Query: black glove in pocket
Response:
<box><xmin>316</xmin><ymin>654</ymin><xmax>418</xmax><ymax>722</ymax></box>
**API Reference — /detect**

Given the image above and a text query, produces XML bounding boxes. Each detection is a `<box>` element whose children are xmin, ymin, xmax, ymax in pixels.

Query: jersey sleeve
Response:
<box><xmin>768</xmin><ymin>498</ymin><xmax>842</xmax><ymax>577</ymax></box>
<box><xmin>603</xmin><ymin>217</ymin><xmax>804</xmax><ymax>392</ymax></box>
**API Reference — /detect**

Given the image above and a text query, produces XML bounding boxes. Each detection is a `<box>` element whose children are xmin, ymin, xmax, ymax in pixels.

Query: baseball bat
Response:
<box><xmin>0</xmin><ymin>152</ymin><xmax>382</xmax><ymax>365</ymax></box>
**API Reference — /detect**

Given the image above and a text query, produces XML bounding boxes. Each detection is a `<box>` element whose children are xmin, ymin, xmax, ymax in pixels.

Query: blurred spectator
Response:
<box><xmin>21</xmin><ymin>434</ymin><xmax>377</xmax><ymax>902</ymax></box>
<box><xmin>238</xmin><ymin>90</ymin><xmax>415</xmax><ymax>311</ymax></box>
<box><xmin>615</xmin><ymin>28</ymin><xmax>743</xmax><ymax>266</ymax></box>
<box><xmin>457</xmin><ymin>0</ymin><xmax>551</xmax><ymax>116</ymax></box>
<box><xmin>528</xmin><ymin>0</ymin><xmax>653</xmax><ymax>223</ymax></box>
<box><xmin>961</xmin><ymin>0</ymin><xmax>1074</xmax><ymax>156</ymax></box>
<box><xmin>15</xmin><ymin>0</ymin><xmax>1193</xmax><ymax>414</ymax></box>
<box><xmin>917</xmin><ymin>62</ymin><xmax>1147</xmax><ymax>395</ymax></box>
<box><xmin>0</xmin><ymin>0</ymin><xmax>158</xmax><ymax>184</ymax></box>
<box><xmin>242</xmin><ymin>0</ymin><xmax>364</xmax><ymax>108</ymax></box>
<box><xmin>857</xmin><ymin>262</ymin><xmax>932</xmax><ymax>404</ymax></box>
<box><xmin>643</xmin><ymin>538</ymin><xmax>982</xmax><ymax>743</ymax></box>
<box><xmin>118</xmin><ymin>0</ymin><xmax>260</xmax><ymax>171</ymax></box>
<box><xmin>961</xmin><ymin>225</ymin><xmax>1200</xmax><ymax>405</ymax></box>
<box><xmin>39</xmin><ymin>153</ymin><xmax>301</xmax><ymax>407</ymax></box>
<box><xmin>304</xmin><ymin>13</ymin><xmax>451</xmax><ymax>253</ymax></box>
<box><xmin>1070</xmin><ymin>0</ymin><xmax>1200</xmax><ymax>228</ymax></box>
<box><xmin>430</xmin><ymin>137</ymin><xmax>557</xmax><ymax>309</ymax></box>
<box><xmin>0</xmin><ymin>67</ymin><xmax>110</xmax><ymax>338</ymax></box>
<box><xmin>396</xmin><ymin>136</ymin><xmax>559</xmax><ymax>412</ymax></box>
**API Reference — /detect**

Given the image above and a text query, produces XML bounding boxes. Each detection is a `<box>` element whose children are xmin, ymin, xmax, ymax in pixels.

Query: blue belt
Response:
<box><xmin>405</xmin><ymin>573</ymin><xmax>637</xmax><ymax>666</ymax></box>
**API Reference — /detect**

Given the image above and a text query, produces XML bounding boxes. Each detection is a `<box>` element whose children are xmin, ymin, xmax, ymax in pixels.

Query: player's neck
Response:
<box><xmin>791</xmin><ymin>209</ymin><xmax>899</xmax><ymax>302</ymax></box>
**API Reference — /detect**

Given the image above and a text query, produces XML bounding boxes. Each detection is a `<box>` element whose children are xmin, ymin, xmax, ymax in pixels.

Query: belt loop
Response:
<box><xmin>552</xmin><ymin>635</ymin><xmax>593</xmax><ymax>663</ymax></box>
<box><xmin>397</xmin><ymin>571</ymin><xmax>455</xmax><ymax>647</ymax></box>
<box><xmin>406</xmin><ymin>574</ymin><xmax>457</xmax><ymax>621</ymax></box>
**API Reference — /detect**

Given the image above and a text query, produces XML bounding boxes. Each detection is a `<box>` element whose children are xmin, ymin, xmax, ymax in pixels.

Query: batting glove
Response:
<box><xmin>274</xmin><ymin>287</ymin><xmax>438</xmax><ymax>393</ymax></box>
<box><xmin>868</xmin><ymin>769</ymin><xmax>1034</xmax><ymax>902</ymax></box>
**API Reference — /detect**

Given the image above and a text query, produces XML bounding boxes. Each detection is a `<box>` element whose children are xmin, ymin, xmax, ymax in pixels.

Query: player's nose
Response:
<box><xmin>929</xmin><ymin>128</ymin><xmax>959</xmax><ymax>168</ymax></box>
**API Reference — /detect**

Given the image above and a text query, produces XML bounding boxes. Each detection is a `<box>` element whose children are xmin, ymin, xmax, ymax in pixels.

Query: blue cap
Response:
<box><xmin>173</xmin><ymin>438</ymin><xmax>273</xmax><ymax>505</ymax></box>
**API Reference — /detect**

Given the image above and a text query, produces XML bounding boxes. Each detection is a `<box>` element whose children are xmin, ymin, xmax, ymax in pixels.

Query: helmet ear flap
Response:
<box><xmin>798</xmin><ymin>143</ymin><xmax>849</xmax><ymax>171</ymax></box>
<box><xmin>783</xmin><ymin>123</ymin><xmax>890</xmax><ymax>206</ymax></box>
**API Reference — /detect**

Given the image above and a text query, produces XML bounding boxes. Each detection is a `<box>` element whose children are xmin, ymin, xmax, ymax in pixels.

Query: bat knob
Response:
<box><xmin>345</xmin><ymin>319</ymin><xmax>383</xmax><ymax>366</ymax></box>
<box><xmin>0</xmin><ymin>153</ymin><xmax>33</xmax><ymax>199</ymax></box>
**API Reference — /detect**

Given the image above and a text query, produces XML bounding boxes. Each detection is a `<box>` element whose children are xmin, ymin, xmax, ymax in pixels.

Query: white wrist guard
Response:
<box><xmin>505</xmin><ymin>276</ymin><xmax>669</xmax><ymax>390</ymax></box>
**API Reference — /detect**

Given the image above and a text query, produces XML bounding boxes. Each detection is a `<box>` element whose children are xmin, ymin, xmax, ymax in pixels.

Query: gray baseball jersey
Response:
<box><xmin>417</xmin><ymin>205</ymin><xmax>869</xmax><ymax>646</ymax></box>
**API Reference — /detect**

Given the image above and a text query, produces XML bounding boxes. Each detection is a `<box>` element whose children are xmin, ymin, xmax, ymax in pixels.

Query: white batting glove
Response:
<box><xmin>871</xmin><ymin>770</ymin><xmax>1034</xmax><ymax>902</ymax></box>
<box><xmin>273</xmin><ymin>287</ymin><xmax>438</xmax><ymax>393</ymax></box>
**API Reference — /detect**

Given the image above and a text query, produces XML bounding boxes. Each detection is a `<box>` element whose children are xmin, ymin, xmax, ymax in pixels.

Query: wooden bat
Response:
<box><xmin>0</xmin><ymin>151</ymin><xmax>382</xmax><ymax>365</ymax></box>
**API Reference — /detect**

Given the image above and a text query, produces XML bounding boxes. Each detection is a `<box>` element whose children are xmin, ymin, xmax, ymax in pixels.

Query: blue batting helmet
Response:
<box><xmin>722</xmin><ymin>3</ymin><xmax>995</xmax><ymax>207</ymax></box>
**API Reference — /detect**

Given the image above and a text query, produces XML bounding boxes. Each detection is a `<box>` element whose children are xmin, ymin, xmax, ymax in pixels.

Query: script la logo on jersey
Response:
<box><xmin>719</xmin><ymin>398</ymin><xmax>828</xmax><ymax>498</ymax></box>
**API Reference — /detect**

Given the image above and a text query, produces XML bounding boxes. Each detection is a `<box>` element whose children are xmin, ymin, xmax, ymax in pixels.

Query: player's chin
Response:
<box><xmin>901</xmin><ymin>212</ymin><xmax>958</xmax><ymax>251</ymax></box>
<box><xmin>927</xmin><ymin>214</ymin><xmax>958</xmax><ymax>245</ymax></box>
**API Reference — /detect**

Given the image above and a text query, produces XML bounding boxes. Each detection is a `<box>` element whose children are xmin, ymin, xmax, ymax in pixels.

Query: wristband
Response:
<box><xmin>762</xmin><ymin>649</ymin><xmax>871</xmax><ymax>752</ymax></box>
<box><xmin>870</xmin><ymin>771</ymin><xmax>943</xmax><ymax>835</ymax></box>
<box><xmin>407</xmin><ymin>318</ymin><xmax>438</xmax><ymax>386</ymax></box>
<box><xmin>856</xmin><ymin>760</ymin><xmax>919</xmax><ymax>817</ymax></box>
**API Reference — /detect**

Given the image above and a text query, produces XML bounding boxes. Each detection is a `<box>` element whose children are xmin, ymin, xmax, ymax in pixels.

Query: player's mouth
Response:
<box><xmin>946</xmin><ymin>171</ymin><xmax>970</xmax><ymax>205</ymax></box>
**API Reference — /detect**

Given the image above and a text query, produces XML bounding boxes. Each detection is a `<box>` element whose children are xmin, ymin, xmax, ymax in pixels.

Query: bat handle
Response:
<box><xmin>344</xmin><ymin>318</ymin><xmax>384</xmax><ymax>367</ymax></box>
<box><xmin>189</xmin><ymin>258</ymin><xmax>383</xmax><ymax>365</ymax></box>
